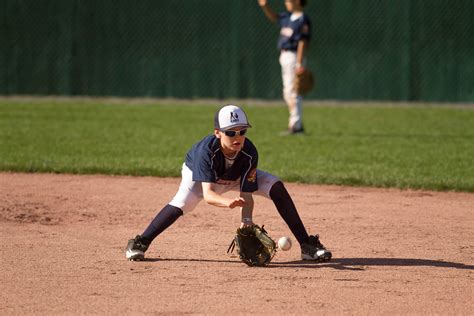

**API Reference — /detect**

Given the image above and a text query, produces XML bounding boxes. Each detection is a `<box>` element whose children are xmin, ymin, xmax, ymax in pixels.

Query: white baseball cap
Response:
<box><xmin>214</xmin><ymin>105</ymin><xmax>252</xmax><ymax>131</ymax></box>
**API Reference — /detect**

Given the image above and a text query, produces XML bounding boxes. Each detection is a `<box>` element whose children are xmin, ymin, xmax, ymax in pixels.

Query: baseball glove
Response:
<box><xmin>227</xmin><ymin>224</ymin><xmax>276</xmax><ymax>267</ymax></box>
<box><xmin>294</xmin><ymin>68</ymin><xmax>314</xmax><ymax>95</ymax></box>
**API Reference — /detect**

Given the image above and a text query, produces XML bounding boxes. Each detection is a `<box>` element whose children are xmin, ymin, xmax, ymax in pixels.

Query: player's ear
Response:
<box><xmin>214</xmin><ymin>129</ymin><xmax>221</xmax><ymax>139</ymax></box>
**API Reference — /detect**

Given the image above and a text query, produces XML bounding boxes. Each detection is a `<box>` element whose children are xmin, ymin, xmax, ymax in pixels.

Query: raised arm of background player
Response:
<box><xmin>258</xmin><ymin>0</ymin><xmax>278</xmax><ymax>22</ymax></box>
<box><xmin>202</xmin><ymin>182</ymin><xmax>254</xmax><ymax>227</ymax></box>
<box><xmin>258</xmin><ymin>0</ymin><xmax>308</xmax><ymax>74</ymax></box>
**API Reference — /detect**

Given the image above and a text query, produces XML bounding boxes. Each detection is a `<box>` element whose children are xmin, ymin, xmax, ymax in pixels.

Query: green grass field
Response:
<box><xmin>1</xmin><ymin>99</ymin><xmax>473</xmax><ymax>192</ymax></box>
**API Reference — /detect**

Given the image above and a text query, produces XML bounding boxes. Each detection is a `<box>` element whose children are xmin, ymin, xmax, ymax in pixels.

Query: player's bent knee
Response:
<box><xmin>269</xmin><ymin>181</ymin><xmax>289</xmax><ymax>201</ymax></box>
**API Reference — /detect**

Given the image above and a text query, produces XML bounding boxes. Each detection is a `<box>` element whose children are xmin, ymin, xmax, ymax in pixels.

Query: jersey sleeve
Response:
<box><xmin>192</xmin><ymin>153</ymin><xmax>216</xmax><ymax>183</ymax></box>
<box><xmin>295</xmin><ymin>16</ymin><xmax>311</xmax><ymax>42</ymax></box>
<box><xmin>240</xmin><ymin>142</ymin><xmax>259</xmax><ymax>193</ymax></box>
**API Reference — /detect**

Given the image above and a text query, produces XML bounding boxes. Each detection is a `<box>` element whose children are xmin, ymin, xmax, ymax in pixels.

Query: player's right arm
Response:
<box><xmin>258</xmin><ymin>0</ymin><xmax>278</xmax><ymax>23</ymax></box>
<box><xmin>201</xmin><ymin>182</ymin><xmax>246</xmax><ymax>209</ymax></box>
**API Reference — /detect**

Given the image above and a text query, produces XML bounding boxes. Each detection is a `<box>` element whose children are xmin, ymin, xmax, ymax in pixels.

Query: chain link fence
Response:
<box><xmin>2</xmin><ymin>0</ymin><xmax>473</xmax><ymax>102</ymax></box>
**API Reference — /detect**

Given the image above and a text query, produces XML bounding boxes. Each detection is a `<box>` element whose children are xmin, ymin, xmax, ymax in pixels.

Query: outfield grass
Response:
<box><xmin>1</xmin><ymin>99</ymin><xmax>473</xmax><ymax>192</ymax></box>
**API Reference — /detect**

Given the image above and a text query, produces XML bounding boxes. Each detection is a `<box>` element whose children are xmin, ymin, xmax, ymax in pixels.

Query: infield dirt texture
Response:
<box><xmin>1</xmin><ymin>172</ymin><xmax>472</xmax><ymax>314</ymax></box>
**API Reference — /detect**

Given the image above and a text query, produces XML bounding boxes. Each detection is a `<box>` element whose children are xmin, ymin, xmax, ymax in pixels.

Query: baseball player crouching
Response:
<box><xmin>126</xmin><ymin>105</ymin><xmax>331</xmax><ymax>262</ymax></box>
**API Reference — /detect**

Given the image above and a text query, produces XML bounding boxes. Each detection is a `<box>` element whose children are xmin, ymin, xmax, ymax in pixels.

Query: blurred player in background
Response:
<box><xmin>258</xmin><ymin>0</ymin><xmax>311</xmax><ymax>135</ymax></box>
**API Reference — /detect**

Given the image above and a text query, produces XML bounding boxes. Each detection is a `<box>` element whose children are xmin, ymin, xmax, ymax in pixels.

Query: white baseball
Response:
<box><xmin>278</xmin><ymin>237</ymin><xmax>292</xmax><ymax>251</ymax></box>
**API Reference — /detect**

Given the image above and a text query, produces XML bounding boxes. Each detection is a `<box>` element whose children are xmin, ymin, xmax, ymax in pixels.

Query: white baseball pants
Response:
<box><xmin>279</xmin><ymin>50</ymin><xmax>304</xmax><ymax>131</ymax></box>
<box><xmin>169</xmin><ymin>164</ymin><xmax>280</xmax><ymax>213</ymax></box>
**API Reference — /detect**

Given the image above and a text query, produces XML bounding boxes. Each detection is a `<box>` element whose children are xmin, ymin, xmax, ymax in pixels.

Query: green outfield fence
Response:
<box><xmin>2</xmin><ymin>0</ymin><xmax>474</xmax><ymax>102</ymax></box>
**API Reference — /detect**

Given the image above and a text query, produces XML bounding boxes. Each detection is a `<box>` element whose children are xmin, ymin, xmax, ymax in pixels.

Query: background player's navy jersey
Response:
<box><xmin>277</xmin><ymin>12</ymin><xmax>311</xmax><ymax>51</ymax></box>
<box><xmin>185</xmin><ymin>135</ymin><xmax>258</xmax><ymax>192</ymax></box>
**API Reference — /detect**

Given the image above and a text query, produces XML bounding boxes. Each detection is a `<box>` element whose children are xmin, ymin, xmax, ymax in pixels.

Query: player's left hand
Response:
<box><xmin>228</xmin><ymin>224</ymin><xmax>277</xmax><ymax>267</ymax></box>
<box><xmin>296</xmin><ymin>66</ymin><xmax>305</xmax><ymax>75</ymax></box>
<box><xmin>240</xmin><ymin>221</ymin><xmax>254</xmax><ymax>228</ymax></box>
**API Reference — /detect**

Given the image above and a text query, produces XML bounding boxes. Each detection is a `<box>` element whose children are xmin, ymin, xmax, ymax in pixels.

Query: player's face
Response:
<box><xmin>284</xmin><ymin>0</ymin><xmax>295</xmax><ymax>11</ymax></box>
<box><xmin>284</xmin><ymin>0</ymin><xmax>301</xmax><ymax>12</ymax></box>
<box><xmin>215</xmin><ymin>128</ymin><xmax>247</xmax><ymax>155</ymax></box>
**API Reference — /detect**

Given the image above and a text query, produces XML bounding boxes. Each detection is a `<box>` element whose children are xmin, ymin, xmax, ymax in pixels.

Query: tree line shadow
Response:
<box><xmin>272</xmin><ymin>258</ymin><xmax>473</xmax><ymax>270</ymax></box>
<box><xmin>143</xmin><ymin>257</ymin><xmax>473</xmax><ymax>270</ymax></box>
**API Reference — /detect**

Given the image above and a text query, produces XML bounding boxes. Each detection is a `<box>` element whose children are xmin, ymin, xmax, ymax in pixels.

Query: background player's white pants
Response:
<box><xmin>279</xmin><ymin>50</ymin><xmax>304</xmax><ymax>131</ymax></box>
<box><xmin>169</xmin><ymin>164</ymin><xmax>280</xmax><ymax>213</ymax></box>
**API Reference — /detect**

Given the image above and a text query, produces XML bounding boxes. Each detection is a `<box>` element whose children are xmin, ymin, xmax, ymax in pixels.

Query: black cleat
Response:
<box><xmin>301</xmin><ymin>235</ymin><xmax>332</xmax><ymax>262</ymax></box>
<box><xmin>125</xmin><ymin>235</ymin><xmax>150</xmax><ymax>261</ymax></box>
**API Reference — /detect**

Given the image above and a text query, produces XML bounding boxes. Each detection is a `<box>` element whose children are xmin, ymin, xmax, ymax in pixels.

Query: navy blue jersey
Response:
<box><xmin>277</xmin><ymin>12</ymin><xmax>311</xmax><ymax>51</ymax></box>
<box><xmin>184</xmin><ymin>135</ymin><xmax>259</xmax><ymax>192</ymax></box>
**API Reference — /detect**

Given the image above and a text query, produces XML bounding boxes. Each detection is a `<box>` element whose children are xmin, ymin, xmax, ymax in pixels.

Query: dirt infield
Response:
<box><xmin>1</xmin><ymin>172</ymin><xmax>472</xmax><ymax>315</ymax></box>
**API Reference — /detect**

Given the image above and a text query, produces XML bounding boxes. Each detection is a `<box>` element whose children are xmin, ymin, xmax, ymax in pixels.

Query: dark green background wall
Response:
<box><xmin>2</xmin><ymin>0</ymin><xmax>473</xmax><ymax>102</ymax></box>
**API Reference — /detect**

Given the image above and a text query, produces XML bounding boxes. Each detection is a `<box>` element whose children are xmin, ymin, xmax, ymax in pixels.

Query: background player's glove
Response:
<box><xmin>227</xmin><ymin>224</ymin><xmax>276</xmax><ymax>267</ymax></box>
<box><xmin>294</xmin><ymin>68</ymin><xmax>314</xmax><ymax>95</ymax></box>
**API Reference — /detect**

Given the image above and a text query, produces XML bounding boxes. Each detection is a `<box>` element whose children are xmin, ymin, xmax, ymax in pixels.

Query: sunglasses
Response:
<box><xmin>222</xmin><ymin>129</ymin><xmax>247</xmax><ymax>137</ymax></box>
